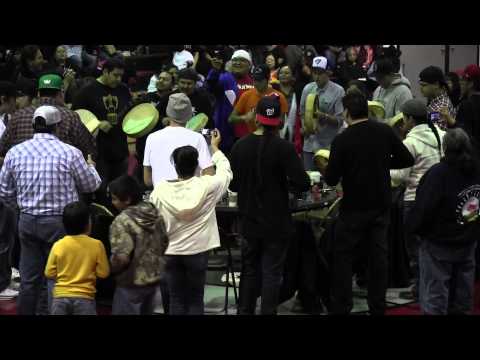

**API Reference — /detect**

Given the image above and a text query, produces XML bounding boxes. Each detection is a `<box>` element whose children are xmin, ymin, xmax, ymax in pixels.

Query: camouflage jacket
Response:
<box><xmin>110</xmin><ymin>201</ymin><xmax>169</xmax><ymax>287</ymax></box>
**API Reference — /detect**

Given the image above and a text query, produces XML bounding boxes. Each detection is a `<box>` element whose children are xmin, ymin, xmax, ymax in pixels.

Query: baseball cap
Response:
<box><xmin>231</xmin><ymin>49</ymin><xmax>252</xmax><ymax>64</ymax></box>
<box><xmin>252</xmin><ymin>64</ymin><xmax>270</xmax><ymax>81</ymax></box>
<box><xmin>256</xmin><ymin>95</ymin><xmax>282</xmax><ymax>126</ymax></box>
<box><xmin>371</xmin><ymin>58</ymin><xmax>395</xmax><ymax>77</ymax></box>
<box><xmin>38</xmin><ymin>74</ymin><xmax>63</xmax><ymax>90</ymax></box>
<box><xmin>462</xmin><ymin>64</ymin><xmax>480</xmax><ymax>80</ymax></box>
<box><xmin>210</xmin><ymin>46</ymin><xmax>227</xmax><ymax>62</ymax></box>
<box><xmin>419</xmin><ymin>66</ymin><xmax>446</xmax><ymax>85</ymax></box>
<box><xmin>401</xmin><ymin>99</ymin><xmax>428</xmax><ymax>119</ymax></box>
<box><xmin>166</xmin><ymin>93</ymin><xmax>193</xmax><ymax>125</ymax></box>
<box><xmin>172</xmin><ymin>50</ymin><xmax>194</xmax><ymax>70</ymax></box>
<box><xmin>33</xmin><ymin>105</ymin><xmax>62</xmax><ymax>125</ymax></box>
<box><xmin>312</xmin><ymin>56</ymin><xmax>328</xmax><ymax>71</ymax></box>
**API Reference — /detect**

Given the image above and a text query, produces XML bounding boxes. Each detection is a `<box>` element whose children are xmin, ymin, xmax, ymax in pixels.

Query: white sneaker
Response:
<box><xmin>221</xmin><ymin>272</ymin><xmax>241</xmax><ymax>285</ymax></box>
<box><xmin>11</xmin><ymin>268</ymin><xmax>20</xmax><ymax>281</ymax></box>
<box><xmin>0</xmin><ymin>288</ymin><xmax>19</xmax><ymax>300</ymax></box>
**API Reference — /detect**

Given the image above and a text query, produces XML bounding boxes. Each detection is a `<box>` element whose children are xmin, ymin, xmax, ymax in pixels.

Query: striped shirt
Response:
<box><xmin>0</xmin><ymin>133</ymin><xmax>101</xmax><ymax>216</ymax></box>
<box><xmin>428</xmin><ymin>91</ymin><xmax>456</xmax><ymax>131</ymax></box>
<box><xmin>0</xmin><ymin>97</ymin><xmax>96</xmax><ymax>159</ymax></box>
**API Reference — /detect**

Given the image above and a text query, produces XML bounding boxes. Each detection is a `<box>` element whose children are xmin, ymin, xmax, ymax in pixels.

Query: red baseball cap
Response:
<box><xmin>462</xmin><ymin>64</ymin><xmax>480</xmax><ymax>80</ymax></box>
<box><xmin>256</xmin><ymin>95</ymin><xmax>282</xmax><ymax>126</ymax></box>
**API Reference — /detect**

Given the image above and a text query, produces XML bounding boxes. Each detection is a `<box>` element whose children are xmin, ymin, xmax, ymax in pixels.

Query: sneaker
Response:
<box><xmin>11</xmin><ymin>268</ymin><xmax>20</xmax><ymax>282</ymax></box>
<box><xmin>221</xmin><ymin>272</ymin><xmax>241</xmax><ymax>285</ymax></box>
<box><xmin>0</xmin><ymin>288</ymin><xmax>19</xmax><ymax>300</ymax></box>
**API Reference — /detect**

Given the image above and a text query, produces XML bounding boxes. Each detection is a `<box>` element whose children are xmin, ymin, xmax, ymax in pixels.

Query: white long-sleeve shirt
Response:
<box><xmin>150</xmin><ymin>150</ymin><xmax>232</xmax><ymax>255</ymax></box>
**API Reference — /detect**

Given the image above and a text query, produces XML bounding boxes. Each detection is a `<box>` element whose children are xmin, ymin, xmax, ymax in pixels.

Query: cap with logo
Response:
<box><xmin>231</xmin><ymin>49</ymin><xmax>252</xmax><ymax>64</ymax></box>
<box><xmin>252</xmin><ymin>64</ymin><xmax>270</xmax><ymax>81</ymax></box>
<box><xmin>312</xmin><ymin>56</ymin><xmax>328</xmax><ymax>71</ymax></box>
<box><xmin>33</xmin><ymin>105</ymin><xmax>62</xmax><ymax>125</ymax></box>
<box><xmin>38</xmin><ymin>74</ymin><xmax>63</xmax><ymax>90</ymax></box>
<box><xmin>256</xmin><ymin>95</ymin><xmax>282</xmax><ymax>126</ymax></box>
<box><xmin>462</xmin><ymin>64</ymin><xmax>480</xmax><ymax>80</ymax></box>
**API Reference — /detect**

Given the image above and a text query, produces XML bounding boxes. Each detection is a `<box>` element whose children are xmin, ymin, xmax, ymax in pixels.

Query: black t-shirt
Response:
<box><xmin>230</xmin><ymin>134</ymin><xmax>310</xmax><ymax>238</ymax></box>
<box><xmin>72</xmin><ymin>80</ymin><xmax>131</xmax><ymax>162</ymax></box>
<box><xmin>174</xmin><ymin>89</ymin><xmax>214</xmax><ymax>129</ymax></box>
<box><xmin>325</xmin><ymin>120</ymin><xmax>414</xmax><ymax>215</ymax></box>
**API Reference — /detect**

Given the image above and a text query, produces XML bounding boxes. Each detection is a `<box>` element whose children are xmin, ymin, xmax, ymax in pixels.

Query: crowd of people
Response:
<box><xmin>0</xmin><ymin>44</ymin><xmax>480</xmax><ymax>316</ymax></box>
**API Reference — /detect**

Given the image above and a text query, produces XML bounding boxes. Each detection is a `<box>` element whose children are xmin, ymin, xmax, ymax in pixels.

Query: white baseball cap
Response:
<box><xmin>33</xmin><ymin>105</ymin><xmax>61</xmax><ymax>125</ymax></box>
<box><xmin>172</xmin><ymin>50</ymin><xmax>194</xmax><ymax>70</ymax></box>
<box><xmin>231</xmin><ymin>49</ymin><xmax>252</xmax><ymax>64</ymax></box>
<box><xmin>312</xmin><ymin>56</ymin><xmax>328</xmax><ymax>70</ymax></box>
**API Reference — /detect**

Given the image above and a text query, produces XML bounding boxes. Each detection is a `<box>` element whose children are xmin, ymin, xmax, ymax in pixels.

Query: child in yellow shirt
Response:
<box><xmin>45</xmin><ymin>201</ymin><xmax>110</xmax><ymax>315</ymax></box>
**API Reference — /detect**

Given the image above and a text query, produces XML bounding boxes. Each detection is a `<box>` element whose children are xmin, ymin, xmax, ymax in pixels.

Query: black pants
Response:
<box><xmin>95</xmin><ymin>157</ymin><xmax>129</xmax><ymax>208</ymax></box>
<box><xmin>331</xmin><ymin>209</ymin><xmax>390</xmax><ymax>315</ymax></box>
<box><xmin>238</xmin><ymin>235</ymin><xmax>290</xmax><ymax>315</ymax></box>
<box><xmin>165</xmin><ymin>252</ymin><xmax>209</xmax><ymax>315</ymax></box>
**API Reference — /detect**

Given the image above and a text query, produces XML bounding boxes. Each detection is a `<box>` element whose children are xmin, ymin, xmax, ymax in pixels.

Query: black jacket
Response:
<box><xmin>408</xmin><ymin>161</ymin><xmax>480</xmax><ymax>247</ymax></box>
<box><xmin>325</xmin><ymin>120</ymin><xmax>414</xmax><ymax>215</ymax></box>
<box><xmin>230</xmin><ymin>134</ymin><xmax>310</xmax><ymax>238</ymax></box>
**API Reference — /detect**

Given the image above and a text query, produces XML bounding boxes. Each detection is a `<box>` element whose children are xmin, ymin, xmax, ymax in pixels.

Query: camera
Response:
<box><xmin>429</xmin><ymin>112</ymin><xmax>440</xmax><ymax>122</ymax></box>
<box><xmin>201</xmin><ymin>129</ymin><xmax>212</xmax><ymax>136</ymax></box>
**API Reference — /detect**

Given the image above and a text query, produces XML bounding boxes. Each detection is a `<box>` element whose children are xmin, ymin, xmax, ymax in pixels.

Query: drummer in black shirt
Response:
<box><xmin>324</xmin><ymin>92</ymin><xmax>414</xmax><ymax>315</ymax></box>
<box><xmin>175</xmin><ymin>67</ymin><xmax>214</xmax><ymax>128</ymax></box>
<box><xmin>72</xmin><ymin>57</ymin><xmax>132</xmax><ymax>207</ymax></box>
<box><xmin>230</xmin><ymin>95</ymin><xmax>310</xmax><ymax>315</ymax></box>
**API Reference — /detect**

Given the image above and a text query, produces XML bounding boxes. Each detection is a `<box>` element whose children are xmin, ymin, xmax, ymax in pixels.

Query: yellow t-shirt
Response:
<box><xmin>45</xmin><ymin>235</ymin><xmax>110</xmax><ymax>300</ymax></box>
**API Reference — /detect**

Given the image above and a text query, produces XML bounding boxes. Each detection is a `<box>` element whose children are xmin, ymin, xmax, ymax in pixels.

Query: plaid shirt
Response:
<box><xmin>428</xmin><ymin>91</ymin><xmax>456</xmax><ymax>131</ymax></box>
<box><xmin>0</xmin><ymin>98</ymin><xmax>96</xmax><ymax>159</ymax></box>
<box><xmin>0</xmin><ymin>133</ymin><xmax>101</xmax><ymax>216</ymax></box>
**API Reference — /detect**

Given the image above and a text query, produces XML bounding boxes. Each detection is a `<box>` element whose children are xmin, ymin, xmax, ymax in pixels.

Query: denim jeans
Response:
<box><xmin>419</xmin><ymin>241</ymin><xmax>476</xmax><ymax>315</ymax></box>
<box><xmin>17</xmin><ymin>214</ymin><xmax>65</xmax><ymax>315</ymax></box>
<box><xmin>331</xmin><ymin>209</ymin><xmax>390</xmax><ymax>315</ymax></box>
<box><xmin>112</xmin><ymin>285</ymin><xmax>157</xmax><ymax>315</ymax></box>
<box><xmin>165</xmin><ymin>252</ymin><xmax>209</xmax><ymax>315</ymax></box>
<box><xmin>302</xmin><ymin>151</ymin><xmax>315</xmax><ymax>171</ymax></box>
<box><xmin>238</xmin><ymin>236</ymin><xmax>290</xmax><ymax>315</ymax></box>
<box><xmin>403</xmin><ymin>201</ymin><xmax>420</xmax><ymax>287</ymax></box>
<box><xmin>51</xmin><ymin>297</ymin><xmax>96</xmax><ymax>315</ymax></box>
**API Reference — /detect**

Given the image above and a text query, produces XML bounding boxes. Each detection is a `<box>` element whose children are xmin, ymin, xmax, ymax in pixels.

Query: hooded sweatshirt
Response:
<box><xmin>407</xmin><ymin>161</ymin><xmax>480</xmax><ymax>247</ymax></box>
<box><xmin>110</xmin><ymin>201</ymin><xmax>168</xmax><ymax>287</ymax></box>
<box><xmin>150</xmin><ymin>150</ymin><xmax>232</xmax><ymax>256</ymax></box>
<box><xmin>373</xmin><ymin>74</ymin><xmax>413</xmax><ymax>121</ymax></box>
<box><xmin>391</xmin><ymin>124</ymin><xmax>446</xmax><ymax>202</ymax></box>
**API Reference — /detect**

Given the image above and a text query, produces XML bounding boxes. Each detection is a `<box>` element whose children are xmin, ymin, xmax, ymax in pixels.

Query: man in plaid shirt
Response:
<box><xmin>0</xmin><ymin>105</ymin><xmax>101</xmax><ymax>315</ymax></box>
<box><xmin>419</xmin><ymin>66</ymin><xmax>457</xmax><ymax>131</ymax></box>
<box><xmin>0</xmin><ymin>72</ymin><xmax>96</xmax><ymax>163</ymax></box>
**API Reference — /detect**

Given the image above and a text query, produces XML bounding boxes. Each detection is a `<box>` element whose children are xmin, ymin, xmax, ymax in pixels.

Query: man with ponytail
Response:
<box><xmin>390</xmin><ymin>99</ymin><xmax>446</xmax><ymax>300</ymax></box>
<box><xmin>408</xmin><ymin>128</ymin><xmax>480</xmax><ymax>315</ymax></box>
<box><xmin>230</xmin><ymin>95</ymin><xmax>310</xmax><ymax>315</ymax></box>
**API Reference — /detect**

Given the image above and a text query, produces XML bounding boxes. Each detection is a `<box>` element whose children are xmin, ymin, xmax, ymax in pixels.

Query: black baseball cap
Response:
<box><xmin>372</xmin><ymin>57</ymin><xmax>395</xmax><ymax>77</ymax></box>
<box><xmin>209</xmin><ymin>46</ymin><xmax>227</xmax><ymax>62</ymax></box>
<box><xmin>419</xmin><ymin>66</ymin><xmax>447</xmax><ymax>86</ymax></box>
<box><xmin>252</xmin><ymin>64</ymin><xmax>270</xmax><ymax>81</ymax></box>
<box><xmin>256</xmin><ymin>95</ymin><xmax>282</xmax><ymax>126</ymax></box>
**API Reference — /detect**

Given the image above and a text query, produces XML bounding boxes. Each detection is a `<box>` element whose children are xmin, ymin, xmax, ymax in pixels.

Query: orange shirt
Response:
<box><xmin>234</xmin><ymin>87</ymin><xmax>288</xmax><ymax>136</ymax></box>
